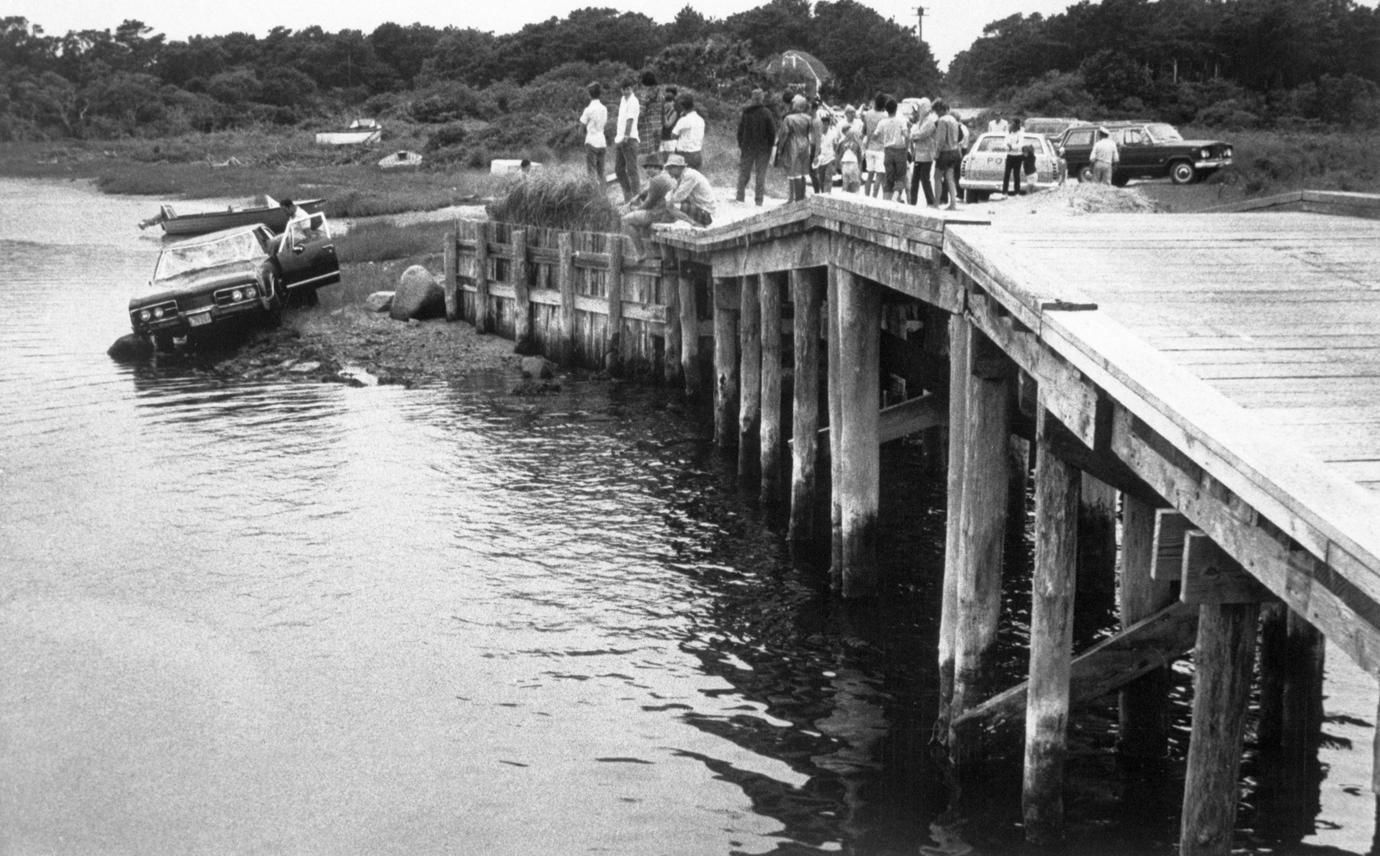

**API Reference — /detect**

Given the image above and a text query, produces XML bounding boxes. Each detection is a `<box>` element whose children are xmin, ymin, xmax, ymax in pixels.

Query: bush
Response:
<box><xmin>485</xmin><ymin>166</ymin><xmax>620</xmax><ymax>232</ymax></box>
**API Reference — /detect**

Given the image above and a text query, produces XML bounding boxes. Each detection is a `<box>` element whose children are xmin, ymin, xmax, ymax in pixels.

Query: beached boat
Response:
<box><xmin>315</xmin><ymin>118</ymin><xmax>383</xmax><ymax>146</ymax></box>
<box><xmin>139</xmin><ymin>195</ymin><xmax>325</xmax><ymax>237</ymax></box>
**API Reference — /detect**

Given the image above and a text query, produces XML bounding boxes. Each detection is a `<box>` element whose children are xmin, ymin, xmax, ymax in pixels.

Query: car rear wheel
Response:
<box><xmin>1169</xmin><ymin>160</ymin><xmax>1196</xmax><ymax>185</ymax></box>
<box><xmin>1077</xmin><ymin>164</ymin><xmax>1094</xmax><ymax>183</ymax></box>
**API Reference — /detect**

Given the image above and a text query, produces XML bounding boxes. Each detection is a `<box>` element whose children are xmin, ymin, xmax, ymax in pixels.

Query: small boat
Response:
<box><xmin>139</xmin><ymin>194</ymin><xmax>326</xmax><ymax>237</ymax></box>
<box><xmin>315</xmin><ymin>118</ymin><xmax>383</xmax><ymax>146</ymax></box>
<box><xmin>378</xmin><ymin>150</ymin><xmax>423</xmax><ymax>170</ymax></box>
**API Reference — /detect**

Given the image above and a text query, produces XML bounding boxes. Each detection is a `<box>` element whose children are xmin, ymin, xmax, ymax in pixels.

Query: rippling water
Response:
<box><xmin>1</xmin><ymin>178</ymin><xmax>1376</xmax><ymax>855</ymax></box>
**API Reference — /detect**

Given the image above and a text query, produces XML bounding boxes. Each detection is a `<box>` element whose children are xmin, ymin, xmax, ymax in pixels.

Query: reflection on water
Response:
<box><xmin>0</xmin><ymin>178</ymin><xmax>1376</xmax><ymax>855</ymax></box>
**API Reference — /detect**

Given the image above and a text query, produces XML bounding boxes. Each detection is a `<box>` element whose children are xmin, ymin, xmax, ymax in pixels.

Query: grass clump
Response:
<box><xmin>335</xmin><ymin>219</ymin><xmax>456</xmax><ymax>264</ymax></box>
<box><xmin>485</xmin><ymin>166</ymin><xmax>620</xmax><ymax>232</ymax></box>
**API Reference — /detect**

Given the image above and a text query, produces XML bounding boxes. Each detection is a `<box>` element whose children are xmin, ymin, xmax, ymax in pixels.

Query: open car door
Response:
<box><xmin>274</xmin><ymin>214</ymin><xmax>341</xmax><ymax>296</ymax></box>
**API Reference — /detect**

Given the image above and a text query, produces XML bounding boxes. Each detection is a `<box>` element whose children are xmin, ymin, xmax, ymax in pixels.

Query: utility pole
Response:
<box><xmin>914</xmin><ymin>5</ymin><xmax>925</xmax><ymax>41</ymax></box>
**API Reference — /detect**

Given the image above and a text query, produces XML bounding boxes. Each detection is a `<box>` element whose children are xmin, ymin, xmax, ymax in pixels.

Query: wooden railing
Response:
<box><xmin>442</xmin><ymin>219</ymin><xmax>704</xmax><ymax>377</ymax></box>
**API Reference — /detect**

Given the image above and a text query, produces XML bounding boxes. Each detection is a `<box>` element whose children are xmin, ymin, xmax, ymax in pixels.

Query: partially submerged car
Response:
<box><xmin>129</xmin><ymin>214</ymin><xmax>340</xmax><ymax>351</ymax></box>
<box><xmin>959</xmin><ymin>132</ymin><xmax>1064</xmax><ymax>201</ymax></box>
<box><xmin>1058</xmin><ymin>121</ymin><xmax>1234</xmax><ymax>185</ymax></box>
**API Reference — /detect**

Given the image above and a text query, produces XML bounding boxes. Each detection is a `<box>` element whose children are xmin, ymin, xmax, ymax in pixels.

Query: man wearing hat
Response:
<box><xmin>621</xmin><ymin>153</ymin><xmax>678</xmax><ymax>260</ymax></box>
<box><xmin>664</xmin><ymin>153</ymin><xmax>716</xmax><ymax>227</ymax></box>
<box><xmin>1090</xmin><ymin>127</ymin><xmax>1119</xmax><ymax>185</ymax></box>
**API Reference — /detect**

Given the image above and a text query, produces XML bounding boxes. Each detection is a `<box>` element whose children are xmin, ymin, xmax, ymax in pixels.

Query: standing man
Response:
<box><xmin>861</xmin><ymin>92</ymin><xmax>887</xmax><ymax>197</ymax></box>
<box><xmin>1090</xmin><ymin>126</ymin><xmax>1119</xmax><ymax>185</ymax></box>
<box><xmin>614</xmin><ymin>77</ymin><xmax>641</xmax><ymax>202</ymax></box>
<box><xmin>735</xmin><ymin>88</ymin><xmax>777</xmax><ymax>206</ymax></box>
<box><xmin>875</xmin><ymin>97</ymin><xmax>910</xmax><ymax>202</ymax></box>
<box><xmin>907</xmin><ymin>98</ymin><xmax>937</xmax><ymax>206</ymax></box>
<box><xmin>933</xmin><ymin>99</ymin><xmax>963</xmax><ymax>210</ymax></box>
<box><xmin>775</xmin><ymin>94</ymin><xmax>814</xmax><ymax>202</ymax></box>
<box><xmin>670</xmin><ymin>92</ymin><xmax>705</xmax><ymax>170</ymax></box>
<box><xmin>579</xmin><ymin>82</ymin><xmax>608</xmax><ymax>182</ymax></box>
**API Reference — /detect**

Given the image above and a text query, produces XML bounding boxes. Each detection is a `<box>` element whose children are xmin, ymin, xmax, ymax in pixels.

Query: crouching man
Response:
<box><xmin>621</xmin><ymin>153</ymin><xmax>678</xmax><ymax>260</ymax></box>
<box><xmin>663</xmin><ymin>153</ymin><xmax>715</xmax><ymax>228</ymax></box>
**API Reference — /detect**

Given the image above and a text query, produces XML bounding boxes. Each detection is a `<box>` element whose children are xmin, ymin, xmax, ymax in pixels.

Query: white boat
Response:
<box><xmin>315</xmin><ymin>118</ymin><xmax>382</xmax><ymax>146</ymax></box>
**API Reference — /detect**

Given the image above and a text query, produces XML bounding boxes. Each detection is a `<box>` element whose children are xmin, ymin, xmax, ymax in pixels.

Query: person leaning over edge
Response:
<box><xmin>620</xmin><ymin>154</ymin><xmax>678</xmax><ymax>261</ymax></box>
<box><xmin>613</xmin><ymin>77</ymin><xmax>642</xmax><ymax>202</ymax></box>
<box><xmin>578</xmin><ymin>82</ymin><xmax>608</xmax><ymax>181</ymax></box>
<box><xmin>736</xmin><ymin>88</ymin><xmax>777</xmax><ymax>206</ymax></box>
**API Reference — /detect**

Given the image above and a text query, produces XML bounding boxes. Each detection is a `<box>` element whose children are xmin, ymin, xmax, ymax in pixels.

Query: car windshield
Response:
<box><xmin>1146</xmin><ymin>123</ymin><xmax>1183</xmax><ymax>142</ymax></box>
<box><xmin>154</xmin><ymin>231</ymin><xmax>263</xmax><ymax>281</ymax></box>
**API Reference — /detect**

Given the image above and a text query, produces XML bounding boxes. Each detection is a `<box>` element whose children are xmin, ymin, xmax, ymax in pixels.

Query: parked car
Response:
<box><xmin>129</xmin><ymin>214</ymin><xmax>340</xmax><ymax>351</ymax></box>
<box><xmin>959</xmin><ymin>132</ymin><xmax>1063</xmax><ymax>201</ymax></box>
<box><xmin>1058</xmin><ymin>121</ymin><xmax>1233</xmax><ymax>185</ymax></box>
<box><xmin>1021</xmin><ymin>117</ymin><xmax>1082</xmax><ymax>143</ymax></box>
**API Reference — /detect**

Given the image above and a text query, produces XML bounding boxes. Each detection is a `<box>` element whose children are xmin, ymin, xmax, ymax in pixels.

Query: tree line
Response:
<box><xmin>0</xmin><ymin>0</ymin><xmax>939</xmax><ymax>141</ymax></box>
<box><xmin>948</xmin><ymin>0</ymin><xmax>1380</xmax><ymax>128</ymax></box>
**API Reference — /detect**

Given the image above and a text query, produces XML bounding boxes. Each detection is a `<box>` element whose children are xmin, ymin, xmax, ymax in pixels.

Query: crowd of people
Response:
<box><xmin>577</xmin><ymin>75</ymin><xmax>1069</xmax><ymax>255</ymax></box>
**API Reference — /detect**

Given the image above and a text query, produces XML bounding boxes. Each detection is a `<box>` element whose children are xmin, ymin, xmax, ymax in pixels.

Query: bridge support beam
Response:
<box><xmin>950</xmin><ymin>321</ymin><xmax>1014</xmax><ymax>745</ymax></box>
<box><xmin>833</xmin><ymin>266</ymin><xmax>880</xmax><ymax>597</ymax></box>
<box><xmin>760</xmin><ymin>271</ymin><xmax>785</xmax><ymax>505</ymax></box>
<box><xmin>1023</xmin><ymin>406</ymin><xmax>1080</xmax><ymax>844</ymax></box>
<box><xmin>938</xmin><ymin>311</ymin><xmax>968</xmax><ymax>734</ymax></box>
<box><xmin>738</xmin><ymin>274</ymin><xmax>762</xmax><ymax>483</ymax></box>
<box><xmin>789</xmin><ymin>267</ymin><xmax>825</xmax><ymax>543</ymax></box>
<box><xmin>712</xmin><ymin>277</ymin><xmax>739</xmax><ymax>449</ymax></box>
<box><xmin>1118</xmin><ymin>494</ymin><xmax>1177</xmax><ymax>760</ymax></box>
<box><xmin>827</xmin><ymin>268</ymin><xmax>844</xmax><ymax>584</ymax></box>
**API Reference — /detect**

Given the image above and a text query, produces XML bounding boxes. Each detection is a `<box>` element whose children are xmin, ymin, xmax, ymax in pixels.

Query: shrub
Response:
<box><xmin>485</xmin><ymin>166</ymin><xmax>620</xmax><ymax>232</ymax></box>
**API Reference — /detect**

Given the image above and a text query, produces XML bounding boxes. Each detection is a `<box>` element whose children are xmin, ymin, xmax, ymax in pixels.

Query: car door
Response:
<box><xmin>274</xmin><ymin>215</ymin><xmax>340</xmax><ymax>293</ymax></box>
<box><xmin>1116</xmin><ymin>128</ymin><xmax>1162</xmax><ymax>178</ymax></box>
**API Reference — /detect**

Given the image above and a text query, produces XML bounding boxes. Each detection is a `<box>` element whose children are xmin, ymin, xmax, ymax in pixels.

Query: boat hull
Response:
<box><xmin>160</xmin><ymin>199</ymin><xmax>325</xmax><ymax>237</ymax></box>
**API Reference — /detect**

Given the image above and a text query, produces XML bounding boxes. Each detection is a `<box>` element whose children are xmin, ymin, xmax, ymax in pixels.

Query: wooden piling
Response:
<box><xmin>950</xmin><ymin>324</ymin><xmax>1013</xmax><ymax>740</ymax></box>
<box><xmin>678</xmin><ymin>258</ymin><xmax>701</xmax><ymax>400</ymax></box>
<box><xmin>443</xmin><ymin>228</ymin><xmax>459</xmax><ymax>321</ymax></box>
<box><xmin>554</xmin><ymin>231</ymin><xmax>575</xmax><ymax>362</ymax></box>
<box><xmin>1180</xmin><ymin>600</ymin><xmax>1260</xmax><ymax>856</ymax></box>
<box><xmin>1078</xmin><ymin>473</ymin><xmax>1119</xmax><ymax>636</ymax></box>
<box><xmin>789</xmin><ymin>267</ymin><xmax>825</xmax><ymax>543</ymax></box>
<box><xmin>605</xmin><ymin>240</ymin><xmax>625</xmax><ymax>373</ymax></box>
<box><xmin>473</xmin><ymin>220</ymin><xmax>491</xmax><ymax>333</ymax></box>
<box><xmin>760</xmin><ymin>271</ymin><xmax>785</xmax><ymax>504</ymax></box>
<box><xmin>1022</xmin><ymin>407</ymin><xmax>1080</xmax><ymax>844</ymax></box>
<box><xmin>827</xmin><ymin>268</ymin><xmax>844</xmax><ymax>587</ymax></box>
<box><xmin>518</xmin><ymin>227</ymin><xmax>535</xmax><ymax>353</ymax></box>
<box><xmin>738</xmin><ymin>274</ymin><xmax>762</xmax><ymax>482</ymax></box>
<box><xmin>712</xmin><ymin>277</ymin><xmax>740</xmax><ymax>449</ymax></box>
<box><xmin>663</xmin><ymin>251</ymin><xmax>681</xmax><ymax>386</ymax></box>
<box><xmin>937</xmin><ymin>311</ymin><xmax>970</xmax><ymax>734</ymax></box>
<box><xmin>1118</xmin><ymin>494</ymin><xmax>1177</xmax><ymax>759</ymax></box>
<box><xmin>834</xmin><ymin>266</ymin><xmax>880</xmax><ymax>597</ymax></box>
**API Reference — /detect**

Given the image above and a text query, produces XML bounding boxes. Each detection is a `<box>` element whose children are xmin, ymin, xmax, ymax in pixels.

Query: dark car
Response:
<box><xmin>130</xmin><ymin>214</ymin><xmax>340</xmax><ymax>350</ymax></box>
<box><xmin>1058</xmin><ymin>121</ymin><xmax>1233</xmax><ymax>185</ymax></box>
<box><xmin>1021</xmin><ymin>116</ymin><xmax>1082</xmax><ymax>143</ymax></box>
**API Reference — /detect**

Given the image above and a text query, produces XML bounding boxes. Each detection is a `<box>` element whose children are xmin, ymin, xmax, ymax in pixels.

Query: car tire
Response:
<box><xmin>1169</xmin><ymin>160</ymin><xmax>1196</xmax><ymax>185</ymax></box>
<box><xmin>152</xmin><ymin>333</ymin><xmax>176</xmax><ymax>353</ymax></box>
<box><xmin>1077</xmin><ymin>164</ymin><xmax>1094</xmax><ymax>183</ymax></box>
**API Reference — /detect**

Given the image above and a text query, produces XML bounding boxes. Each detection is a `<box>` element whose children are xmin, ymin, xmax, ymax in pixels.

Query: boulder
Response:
<box><xmin>520</xmin><ymin>356</ymin><xmax>555</xmax><ymax>379</ymax></box>
<box><xmin>389</xmin><ymin>266</ymin><xmax>445</xmax><ymax>321</ymax></box>
<box><xmin>364</xmin><ymin>291</ymin><xmax>395</xmax><ymax>313</ymax></box>
<box><xmin>106</xmin><ymin>333</ymin><xmax>152</xmax><ymax>361</ymax></box>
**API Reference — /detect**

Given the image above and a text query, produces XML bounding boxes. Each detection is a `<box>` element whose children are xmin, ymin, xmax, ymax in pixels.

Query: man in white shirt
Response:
<box><xmin>1090</xmin><ymin>127</ymin><xmax>1119</xmax><ymax>185</ymax></box>
<box><xmin>670</xmin><ymin>92</ymin><xmax>705</xmax><ymax>170</ymax></box>
<box><xmin>614</xmin><ymin>77</ymin><xmax>641</xmax><ymax>202</ymax></box>
<box><xmin>579</xmin><ymin>82</ymin><xmax>609</xmax><ymax>182</ymax></box>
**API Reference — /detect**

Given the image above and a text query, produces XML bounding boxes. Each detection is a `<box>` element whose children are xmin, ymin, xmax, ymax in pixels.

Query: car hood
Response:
<box><xmin>133</xmin><ymin>261</ymin><xmax>261</xmax><ymax>305</ymax></box>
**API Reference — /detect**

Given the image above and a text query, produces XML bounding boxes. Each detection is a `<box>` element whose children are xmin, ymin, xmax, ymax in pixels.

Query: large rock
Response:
<box><xmin>520</xmin><ymin>356</ymin><xmax>555</xmax><ymax>379</ymax></box>
<box><xmin>364</xmin><ymin>291</ymin><xmax>394</xmax><ymax>313</ymax></box>
<box><xmin>106</xmin><ymin>333</ymin><xmax>152</xmax><ymax>361</ymax></box>
<box><xmin>389</xmin><ymin>266</ymin><xmax>445</xmax><ymax>321</ymax></box>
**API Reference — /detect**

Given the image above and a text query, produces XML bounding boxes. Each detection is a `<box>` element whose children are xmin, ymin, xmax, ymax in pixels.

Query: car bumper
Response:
<box><xmin>961</xmin><ymin>176</ymin><xmax>1060</xmax><ymax>193</ymax></box>
<box><xmin>1195</xmin><ymin>157</ymin><xmax>1231</xmax><ymax>169</ymax></box>
<box><xmin>131</xmin><ymin>299</ymin><xmax>265</xmax><ymax>337</ymax></box>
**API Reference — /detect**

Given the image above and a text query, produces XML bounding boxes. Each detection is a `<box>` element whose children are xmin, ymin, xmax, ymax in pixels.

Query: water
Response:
<box><xmin>0</xmin><ymin>177</ymin><xmax>1375</xmax><ymax>855</ymax></box>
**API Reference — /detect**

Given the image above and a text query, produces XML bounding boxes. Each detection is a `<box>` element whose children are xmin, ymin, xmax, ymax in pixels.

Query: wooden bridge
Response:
<box><xmin>442</xmin><ymin>189</ymin><xmax>1380</xmax><ymax>853</ymax></box>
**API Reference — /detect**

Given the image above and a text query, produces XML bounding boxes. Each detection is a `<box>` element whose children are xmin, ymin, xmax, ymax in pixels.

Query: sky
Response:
<box><xmin>8</xmin><ymin>0</ymin><xmax>1086</xmax><ymax>69</ymax></box>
